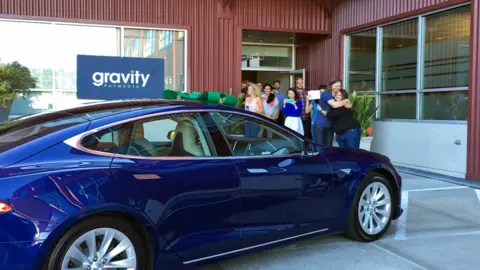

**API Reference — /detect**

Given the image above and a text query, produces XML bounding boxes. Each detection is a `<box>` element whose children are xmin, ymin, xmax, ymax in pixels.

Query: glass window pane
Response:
<box><xmin>128</xmin><ymin>113</ymin><xmax>212</xmax><ymax>157</ymax></box>
<box><xmin>424</xmin><ymin>5</ymin><xmax>470</xmax><ymax>89</ymax></box>
<box><xmin>0</xmin><ymin>114</ymin><xmax>87</xmax><ymax>153</ymax></box>
<box><xmin>422</xmin><ymin>91</ymin><xmax>468</xmax><ymax>120</ymax></box>
<box><xmin>0</xmin><ymin>21</ymin><xmax>54</xmax><ymax>90</ymax></box>
<box><xmin>124</xmin><ymin>29</ymin><xmax>186</xmax><ymax>91</ymax></box>
<box><xmin>241</xmin><ymin>45</ymin><xmax>293</xmax><ymax>69</ymax></box>
<box><xmin>211</xmin><ymin>112</ymin><xmax>303</xmax><ymax>156</ymax></box>
<box><xmin>9</xmin><ymin>92</ymin><xmax>55</xmax><ymax>119</ymax></box>
<box><xmin>81</xmin><ymin>124</ymin><xmax>131</xmax><ymax>154</ymax></box>
<box><xmin>382</xmin><ymin>19</ymin><xmax>418</xmax><ymax>91</ymax></box>
<box><xmin>54</xmin><ymin>24</ymin><xmax>121</xmax><ymax>91</ymax></box>
<box><xmin>53</xmin><ymin>91</ymin><xmax>102</xmax><ymax>110</ymax></box>
<box><xmin>379</xmin><ymin>93</ymin><xmax>416</xmax><ymax>119</ymax></box>
<box><xmin>348</xmin><ymin>29</ymin><xmax>377</xmax><ymax>92</ymax></box>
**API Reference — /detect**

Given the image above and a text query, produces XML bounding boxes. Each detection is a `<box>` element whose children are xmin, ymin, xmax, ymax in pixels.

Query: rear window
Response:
<box><xmin>0</xmin><ymin>114</ymin><xmax>88</xmax><ymax>153</ymax></box>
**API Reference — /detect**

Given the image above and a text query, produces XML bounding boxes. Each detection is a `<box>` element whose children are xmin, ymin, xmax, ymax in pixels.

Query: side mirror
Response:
<box><xmin>302</xmin><ymin>140</ymin><xmax>313</xmax><ymax>156</ymax></box>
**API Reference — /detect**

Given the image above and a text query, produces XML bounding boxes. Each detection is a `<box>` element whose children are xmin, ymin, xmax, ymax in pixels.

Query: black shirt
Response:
<box><xmin>325</xmin><ymin>107</ymin><xmax>361</xmax><ymax>135</ymax></box>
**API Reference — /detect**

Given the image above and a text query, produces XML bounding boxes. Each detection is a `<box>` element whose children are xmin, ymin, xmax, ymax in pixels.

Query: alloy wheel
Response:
<box><xmin>61</xmin><ymin>228</ymin><xmax>137</xmax><ymax>270</ymax></box>
<box><xmin>357</xmin><ymin>182</ymin><xmax>392</xmax><ymax>235</ymax></box>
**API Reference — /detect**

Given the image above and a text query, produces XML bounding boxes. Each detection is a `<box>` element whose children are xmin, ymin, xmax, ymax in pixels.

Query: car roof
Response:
<box><xmin>1</xmin><ymin>99</ymin><xmax>201</xmax><ymax>127</ymax></box>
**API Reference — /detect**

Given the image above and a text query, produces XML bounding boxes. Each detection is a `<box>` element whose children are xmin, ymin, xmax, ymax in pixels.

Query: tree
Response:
<box><xmin>0</xmin><ymin>61</ymin><xmax>37</xmax><ymax>122</ymax></box>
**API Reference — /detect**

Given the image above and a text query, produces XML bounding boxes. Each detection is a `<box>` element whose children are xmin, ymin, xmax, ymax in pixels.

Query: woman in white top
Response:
<box><xmin>245</xmin><ymin>84</ymin><xmax>264</xmax><ymax>114</ymax></box>
<box><xmin>244</xmin><ymin>84</ymin><xmax>264</xmax><ymax>137</ymax></box>
<box><xmin>262</xmin><ymin>84</ymin><xmax>279</xmax><ymax>121</ymax></box>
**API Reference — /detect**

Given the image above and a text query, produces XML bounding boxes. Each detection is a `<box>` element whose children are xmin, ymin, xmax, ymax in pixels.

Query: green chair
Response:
<box><xmin>199</xmin><ymin>91</ymin><xmax>222</xmax><ymax>104</ymax></box>
<box><xmin>220</xmin><ymin>93</ymin><xmax>237</xmax><ymax>107</ymax></box>
<box><xmin>163</xmin><ymin>89</ymin><xmax>180</xmax><ymax>100</ymax></box>
<box><xmin>187</xmin><ymin>92</ymin><xmax>201</xmax><ymax>100</ymax></box>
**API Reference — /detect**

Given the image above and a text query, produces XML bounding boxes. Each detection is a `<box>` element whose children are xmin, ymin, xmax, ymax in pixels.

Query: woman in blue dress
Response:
<box><xmin>282</xmin><ymin>88</ymin><xmax>304</xmax><ymax>135</ymax></box>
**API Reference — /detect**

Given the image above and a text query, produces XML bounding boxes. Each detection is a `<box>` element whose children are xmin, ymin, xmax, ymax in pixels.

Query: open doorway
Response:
<box><xmin>241</xmin><ymin>70</ymin><xmax>290</xmax><ymax>93</ymax></box>
<box><xmin>241</xmin><ymin>30</ymin><xmax>308</xmax><ymax>95</ymax></box>
<box><xmin>241</xmin><ymin>69</ymin><xmax>306</xmax><ymax>94</ymax></box>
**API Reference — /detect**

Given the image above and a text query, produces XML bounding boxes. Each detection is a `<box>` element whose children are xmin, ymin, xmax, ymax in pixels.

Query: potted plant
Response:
<box><xmin>0</xmin><ymin>61</ymin><xmax>37</xmax><ymax>122</ymax></box>
<box><xmin>348</xmin><ymin>91</ymin><xmax>378</xmax><ymax>151</ymax></box>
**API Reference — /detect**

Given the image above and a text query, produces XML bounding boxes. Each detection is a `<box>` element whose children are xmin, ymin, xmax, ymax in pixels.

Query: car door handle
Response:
<box><xmin>133</xmin><ymin>174</ymin><xmax>162</xmax><ymax>180</ymax></box>
<box><xmin>247</xmin><ymin>168</ymin><xmax>268</xmax><ymax>174</ymax></box>
<box><xmin>247</xmin><ymin>167</ymin><xmax>286</xmax><ymax>174</ymax></box>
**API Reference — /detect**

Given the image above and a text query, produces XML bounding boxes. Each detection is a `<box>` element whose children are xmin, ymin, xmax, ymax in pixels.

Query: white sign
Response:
<box><xmin>308</xmin><ymin>90</ymin><xmax>322</xmax><ymax>100</ymax></box>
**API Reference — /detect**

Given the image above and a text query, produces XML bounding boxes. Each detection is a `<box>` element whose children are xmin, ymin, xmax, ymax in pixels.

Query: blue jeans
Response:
<box><xmin>311</xmin><ymin>125</ymin><xmax>334</xmax><ymax>147</ymax></box>
<box><xmin>336</xmin><ymin>128</ymin><xmax>361</xmax><ymax>148</ymax></box>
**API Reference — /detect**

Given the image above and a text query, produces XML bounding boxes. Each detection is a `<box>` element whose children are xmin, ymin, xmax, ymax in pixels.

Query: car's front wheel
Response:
<box><xmin>346</xmin><ymin>172</ymin><xmax>394</xmax><ymax>242</ymax></box>
<box><xmin>43</xmin><ymin>215</ymin><xmax>147</xmax><ymax>270</ymax></box>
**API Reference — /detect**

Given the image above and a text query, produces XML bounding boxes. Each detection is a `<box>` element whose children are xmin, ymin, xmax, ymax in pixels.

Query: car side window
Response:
<box><xmin>81</xmin><ymin>113</ymin><xmax>214</xmax><ymax>157</ymax></box>
<box><xmin>81</xmin><ymin>124</ymin><xmax>131</xmax><ymax>154</ymax></box>
<box><xmin>210</xmin><ymin>112</ymin><xmax>303</xmax><ymax>157</ymax></box>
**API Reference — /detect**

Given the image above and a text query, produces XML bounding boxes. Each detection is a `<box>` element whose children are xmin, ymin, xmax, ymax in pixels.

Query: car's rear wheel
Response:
<box><xmin>43</xmin><ymin>216</ymin><xmax>146</xmax><ymax>270</ymax></box>
<box><xmin>346</xmin><ymin>172</ymin><xmax>394</xmax><ymax>242</ymax></box>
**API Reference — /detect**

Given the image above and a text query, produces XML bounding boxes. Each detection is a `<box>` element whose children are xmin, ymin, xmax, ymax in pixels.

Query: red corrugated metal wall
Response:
<box><xmin>0</xmin><ymin>0</ymin><xmax>329</xmax><ymax>93</ymax></box>
<box><xmin>296</xmin><ymin>0</ymin><xmax>469</xmax><ymax>89</ymax></box>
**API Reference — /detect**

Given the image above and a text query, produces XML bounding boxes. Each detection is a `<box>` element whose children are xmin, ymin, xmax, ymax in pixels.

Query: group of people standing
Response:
<box><xmin>240</xmin><ymin>77</ymin><xmax>362</xmax><ymax>149</ymax></box>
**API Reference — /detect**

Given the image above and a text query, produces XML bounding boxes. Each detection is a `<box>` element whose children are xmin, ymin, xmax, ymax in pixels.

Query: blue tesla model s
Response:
<box><xmin>0</xmin><ymin>99</ymin><xmax>402</xmax><ymax>270</ymax></box>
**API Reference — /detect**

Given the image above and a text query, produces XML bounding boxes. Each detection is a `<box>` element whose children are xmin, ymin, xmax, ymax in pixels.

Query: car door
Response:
<box><xmin>209</xmin><ymin>112</ymin><xmax>334</xmax><ymax>248</ymax></box>
<box><xmin>108</xmin><ymin>111</ymin><xmax>243</xmax><ymax>263</ymax></box>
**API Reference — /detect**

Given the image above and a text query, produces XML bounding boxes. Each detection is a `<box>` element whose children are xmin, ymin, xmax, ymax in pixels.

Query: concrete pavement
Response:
<box><xmin>201</xmin><ymin>173</ymin><xmax>480</xmax><ymax>270</ymax></box>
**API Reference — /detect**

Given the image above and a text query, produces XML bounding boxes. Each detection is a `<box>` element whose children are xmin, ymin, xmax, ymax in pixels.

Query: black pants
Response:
<box><xmin>302</xmin><ymin>119</ymin><xmax>312</xmax><ymax>140</ymax></box>
<box><xmin>276</xmin><ymin>112</ymin><xmax>286</xmax><ymax>126</ymax></box>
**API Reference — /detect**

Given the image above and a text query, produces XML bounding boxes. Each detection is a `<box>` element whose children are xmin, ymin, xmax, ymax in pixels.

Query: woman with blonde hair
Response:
<box><xmin>245</xmin><ymin>84</ymin><xmax>264</xmax><ymax>114</ymax></box>
<box><xmin>244</xmin><ymin>83</ymin><xmax>265</xmax><ymax>136</ymax></box>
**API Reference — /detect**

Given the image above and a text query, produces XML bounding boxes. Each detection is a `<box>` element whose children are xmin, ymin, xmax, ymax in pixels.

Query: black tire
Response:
<box><xmin>345</xmin><ymin>172</ymin><xmax>395</xmax><ymax>242</ymax></box>
<box><xmin>42</xmin><ymin>215</ymin><xmax>147</xmax><ymax>270</ymax></box>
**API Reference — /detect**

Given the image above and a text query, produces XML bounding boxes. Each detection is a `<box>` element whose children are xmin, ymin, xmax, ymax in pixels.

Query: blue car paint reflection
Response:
<box><xmin>0</xmin><ymin>101</ymin><xmax>402</xmax><ymax>270</ymax></box>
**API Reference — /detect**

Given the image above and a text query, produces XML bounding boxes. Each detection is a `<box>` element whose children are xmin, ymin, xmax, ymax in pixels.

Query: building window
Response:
<box><xmin>124</xmin><ymin>29</ymin><xmax>185</xmax><ymax>91</ymax></box>
<box><xmin>379</xmin><ymin>19</ymin><xmax>418</xmax><ymax>119</ymax></box>
<box><xmin>422</xmin><ymin>5</ymin><xmax>470</xmax><ymax>120</ymax></box>
<box><xmin>345</xmin><ymin>4</ymin><xmax>470</xmax><ymax>122</ymax></box>
<box><xmin>348</xmin><ymin>28</ymin><xmax>377</xmax><ymax>93</ymax></box>
<box><xmin>0</xmin><ymin>20</ymin><xmax>187</xmax><ymax>119</ymax></box>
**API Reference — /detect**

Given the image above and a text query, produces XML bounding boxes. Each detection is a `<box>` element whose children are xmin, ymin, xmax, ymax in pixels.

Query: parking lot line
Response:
<box><xmin>396</xmin><ymin>230</ymin><xmax>480</xmax><ymax>241</ymax></box>
<box><xmin>475</xmin><ymin>189</ymin><xmax>480</xmax><ymax>202</ymax></box>
<box><xmin>405</xmin><ymin>186</ymin><xmax>468</xmax><ymax>192</ymax></box>
<box><xmin>394</xmin><ymin>191</ymin><xmax>409</xmax><ymax>241</ymax></box>
<box><xmin>370</xmin><ymin>243</ymin><xmax>428</xmax><ymax>270</ymax></box>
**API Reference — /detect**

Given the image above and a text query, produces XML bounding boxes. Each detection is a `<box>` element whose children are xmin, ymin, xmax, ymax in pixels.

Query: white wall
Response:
<box><xmin>371</xmin><ymin>121</ymin><xmax>467</xmax><ymax>178</ymax></box>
